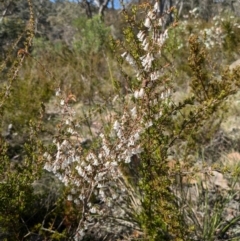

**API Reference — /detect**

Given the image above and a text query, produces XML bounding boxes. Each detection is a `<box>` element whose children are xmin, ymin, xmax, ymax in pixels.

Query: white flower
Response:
<box><xmin>93</xmin><ymin>158</ymin><xmax>99</xmax><ymax>166</ymax></box>
<box><xmin>143</xmin><ymin>42</ymin><xmax>149</xmax><ymax>51</ymax></box>
<box><xmin>112</xmin><ymin>192</ymin><xmax>118</xmax><ymax>200</ymax></box>
<box><xmin>43</xmin><ymin>162</ymin><xmax>52</xmax><ymax>172</ymax></box>
<box><xmin>90</xmin><ymin>207</ymin><xmax>97</xmax><ymax>214</ymax></box>
<box><xmin>67</xmin><ymin>127</ymin><xmax>74</xmax><ymax>134</ymax></box>
<box><xmin>125</xmin><ymin>155</ymin><xmax>132</xmax><ymax>163</ymax></box>
<box><xmin>117</xmin><ymin>129</ymin><xmax>123</xmax><ymax>139</ymax></box>
<box><xmin>111</xmin><ymin>161</ymin><xmax>118</xmax><ymax>167</ymax></box>
<box><xmin>79</xmin><ymin>194</ymin><xmax>85</xmax><ymax>200</ymax></box>
<box><xmin>116</xmin><ymin>143</ymin><xmax>123</xmax><ymax>150</ymax></box>
<box><xmin>48</xmin><ymin>153</ymin><xmax>53</xmax><ymax>162</ymax></box>
<box><xmin>113</xmin><ymin>120</ymin><xmax>120</xmax><ymax>131</ymax></box>
<box><xmin>103</xmin><ymin>144</ymin><xmax>110</xmax><ymax>156</ymax></box>
<box><xmin>150</xmin><ymin>71</ymin><xmax>161</xmax><ymax>81</ymax></box>
<box><xmin>154</xmin><ymin>111</ymin><xmax>162</xmax><ymax>120</ymax></box>
<box><xmin>134</xmin><ymin>132</ymin><xmax>140</xmax><ymax>141</ymax></box>
<box><xmin>137</xmin><ymin>30</ymin><xmax>145</xmax><ymax>42</ymax></box>
<box><xmin>55</xmin><ymin>88</ymin><xmax>61</xmax><ymax>96</ymax></box>
<box><xmin>74</xmin><ymin>180</ymin><xmax>81</xmax><ymax>187</ymax></box>
<box><xmin>158</xmin><ymin>18</ymin><xmax>163</xmax><ymax>27</ymax></box>
<box><xmin>97</xmin><ymin>183</ymin><xmax>105</xmax><ymax>188</ymax></box>
<box><xmin>67</xmin><ymin>195</ymin><xmax>73</xmax><ymax>201</ymax></box>
<box><xmin>132</xmin><ymin>146</ymin><xmax>143</xmax><ymax>155</ymax></box>
<box><xmin>153</xmin><ymin>1</ymin><xmax>160</xmax><ymax>12</ymax></box>
<box><xmin>85</xmin><ymin>164</ymin><xmax>92</xmax><ymax>172</ymax></box>
<box><xmin>81</xmin><ymin>160</ymin><xmax>87</xmax><ymax>167</ymax></box>
<box><xmin>141</xmin><ymin>53</ymin><xmax>154</xmax><ymax>70</ymax></box>
<box><xmin>144</xmin><ymin>17</ymin><xmax>151</xmax><ymax>28</ymax></box>
<box><xmin>157</xmin><ymin>30</ymin><xmax>169</xmax><ymax>47</ymax></box>
<box><xmin>147</xmin><ymin>10</ymin><xmax>155</xmax><ymax>20</ymax></box>
<box><xmin>121</xmin><ymin>52</ymin><xmax>127</xmax><ymax>58</ymax></box>
<box><xmin>125</xmin><ymin>54</ymin><xmax>135</xmax><ymax>66</ymax></box>
<box><xmin>86</xmin><ymin>152</ymin><xmax>96</xmax><ymax>162</ymax></box>
<box><xmin>76</xmin><ymin>166</ymin><xmax>86</xmax><ymax>177</ymax></box>
<box><xmin>104</xmin><ymin>161</ymin><xmax>110</xmax><ymax>168</ymax></box>
<box><xmin>139</xmin><ymin>88</ymin><xmax>145</xmax><ymax>98</ymax></box>
<box><xmin>130</xmin><ymin>106</ymin><xmax>137</xmax><ymax>119</ymax></box>
<box><xmin>60</xmin><ymin>99</ymin><xmax>65</xmax><ymax>105</ymax></box>
<box><xmin>74</xmin><ymin>199</ymin><xmax>80</xmax><ymax>205</ymax></box>
<box><xmin>128</xmin><ymin>137</ymin><xmax>135</xmax><ymax>147</ymax></box>
<box><xmin>61</xmin><ymin>139</ymin><xmax>68</xmax><ymax>147</ymax></box>
<box><xmin>145</xmin><ymin>120</ymin><xmax>153</xmax><ymax>128</ymax></box>
<box><xmin>134</xmin><ymin>88</ymin><xmax>145</xmax><ymax>99</ymax></box>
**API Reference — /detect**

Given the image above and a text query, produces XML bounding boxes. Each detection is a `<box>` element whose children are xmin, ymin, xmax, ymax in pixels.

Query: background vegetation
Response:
<box><xmin>1</xmin><ymin>0</ymin><xmax>240</xmax><ymax>240</ymax></box>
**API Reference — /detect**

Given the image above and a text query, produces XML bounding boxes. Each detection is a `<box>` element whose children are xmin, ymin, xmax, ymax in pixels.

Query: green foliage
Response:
<box><xmin>0</xmin><ymin>134</ymin><xmax>42</xmax><ymax>239</ymax></box>
<box><xmin>73</xmin><ymin>15</ymin><xmax>110</xmax><ymax>54</ymax></box>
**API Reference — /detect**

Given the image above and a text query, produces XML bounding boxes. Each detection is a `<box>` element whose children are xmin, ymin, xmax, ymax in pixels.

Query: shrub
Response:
<box><xmin>1</xmin><ymin>1</ymin><xmax>240</xmax><ymax>240</ymax></box>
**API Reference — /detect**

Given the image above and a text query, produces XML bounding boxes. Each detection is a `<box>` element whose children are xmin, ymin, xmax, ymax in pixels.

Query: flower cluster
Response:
<box><xmin>43</xmin><ymin>2</ymin><xmax>174</xmax><ymax>240</ymax></box>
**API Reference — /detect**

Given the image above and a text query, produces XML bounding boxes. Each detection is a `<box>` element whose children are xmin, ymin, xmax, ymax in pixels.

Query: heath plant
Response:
<box><xmin>1</xmin><ymin>0</ymin><xmax>240</xmax><ymax>241</ymax></box>
<box><xmin>42</xmin><ymin>1</ymin><xmax>240</xmax><ymax>241</ymax></box>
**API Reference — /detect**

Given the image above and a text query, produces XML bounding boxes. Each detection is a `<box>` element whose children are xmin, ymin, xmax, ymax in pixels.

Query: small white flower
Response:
<box><xmin>76</xmin><ymin>166</ymin><xmax>86</xmax><ymax>177</ymax></box>
<box><xmin>61</xmin><ymin>139</ymin><xmax>68</xmax><ymax>147</ymax></box>
<box><xmin>67</xmin><ymin>195</ymin><xmax>73</xmax><ymax>201</ymax></box>
<box><xmin>93</xmin><ymin>158</ymin><xmax>99</xmax><ymax>166</ymax></box>
<box><xmin>128</xmin><ymin>137</ymin><xmax>135</xmax><ymax>147</ymax></box>
<box><xmin>143</xmin><ymin>42</ymin><xmax>149</xmax><ymax>51</ymax></box>
<box><xmin>90</xmin><ymin>207</ymin><xmax>97</xmax><ymax>214</ymax></box>
<box><xmin>145</xmin><ymin>120</ymin><xmax>153</xmax><ymax>128</ymax></box>
<box><xmin>150</xmin><ymin>71</ymin><xmax>161</xmax><ymax>81</ymax></box>
<box><xmin>130</xmin><ymin>106</ymin><xmax>137</xmax><ymax>119</ymax></box>
<box><xmin>137</xmin><ymin>30</ymin><xmax>145</xmax><ymax>42</ymax></box>
<box><xmin>74</xmin><ymin>180</ymin><xmax>81</xmax><ymax>187</ymax></box>
<box><xmin>113</xmin><ymin>120</ymin><xmax>120</xmax><ymax>131</ymax></box>
<box><xmin>134</xmin><ymin>132</ymin><xmax>140</xmax><ymax>141</ymax></box>
<box><xmin>141</xmin><ymin>53</ymin><xmax>154</xmax><ymax>70</ymax></box>
<box><xmin>74</xmin><ymin>199</ymin><xmax>80</xmax><ymax>205</ymax></box>
<box><xmin>99</xmin><ymin>189</ymin><xmax>105</xmax><ymax>197</ymax></box>
<box><xmin>111</xmin><ymin>161</ymin><xmax>118</xmax><ymax>167</ymax></box>
<box><xmin>112</xmin><ymin>192</ymin><xmax>118</xmax><ymax>200</ymax></box>
<box><xmin>139</xmin><ymin>88</ymin><xmax>145</xmax><ymax>98</ymax></box>
<box><xmin>132</xmin><ymin>146</ymin><xmax>143</xmax><ymax>154</ymax></box>
<box><xmin>103</xmin><ymin>144</ymin><xmax>110</xmax><ymax>156</ymax></box>
<box><xmin>55</xmin><ymin>88</ymin><xmax>61</xmax><ymax>96</ymax></box>
<box><xmin>117</xmin><ymin>129</ymin><xmax>123</xmax><ymax>139</ymax></box>
<box><xmin>67</xmin><ymin>127</ymin><xmax>74</xmax><ymax>134</ymax></box>
<box><xmin>85</xmin><ymin>164</ymin><xmax>92</xmax><ymax>172</ymax></box>
<box><xmin>134</xmin><ymin>90</ymin><xmax>140</xmax><ymax>99</ymax></box>
<box><xmin>153</xmin><ymin>1</ymin><xmax>160</xmax><ymax>12</ymax></box>
<box><xmin>79</xmin><ymin>194</ymin><xmax>85</xmax><ymax>200</ymax></box>
<box><xmin>60</xmin><ymin>99</ymin><xmax>65</xmax><ymax>106</ymax></box>
<box><xmin>134</xmin><ymin>88</ymin><xmax>145</xmax><ymax>99</ymax></box>
<box><xmin>125</xmin><ymin>155</ymin><xmax>132</xmax><ymax>163</ymax></box>
<box><xmin>43</xmin><ymin>163</ymin><xmax>52</xmax><ymax>172</ymax></box>
<box><xmin>144</xmin><ymin>17</ymin><xmax>151</xmax><ymax>28</ymax></box>
<box><xmin>158</xmin><ymin>18</ymin><xmax>163</xmax><ymax>27</ymax></box>
<box><xmin>104</xmin><ymin>161</ymin><xmax>110</xmax><ymax>168</ymax></box>
<box><xmin>147</xmin><ymin>10</ymin><xmax>155</xmax><ymax>20</ymax></box>
<box><xmin>126</xmin><ymin>54</ymin><xmax>135</xmax><ymax>66</ymax></box>
<box><xmin>121</xmin><ymin>52</ymin><xmax>127</xmax><ymax>58</ymax></box>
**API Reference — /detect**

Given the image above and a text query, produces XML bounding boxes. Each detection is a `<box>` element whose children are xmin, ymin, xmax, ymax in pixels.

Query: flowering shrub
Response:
<box><xmin>42</xmin><ymin>2</ymin><xmax>240</xmax><ymax>241</ymax></box>
<box><xmin>1</xmin><ymin>0</ymin><xmax>240</xmax><ymax>240</ymax></box>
